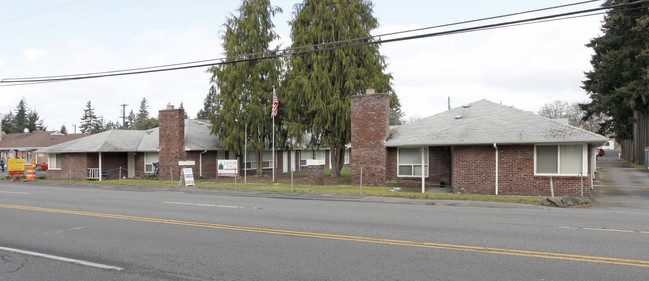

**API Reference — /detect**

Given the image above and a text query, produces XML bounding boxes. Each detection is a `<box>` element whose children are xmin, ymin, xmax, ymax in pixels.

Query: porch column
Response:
<box><xmin>421</xmin><ymin>146</ymin><xmax>425</xmax><ymax>193</ymax></box>
<box><xmin>99</xmin><ymin>152</ymin><xmax>102</xmax><ymax>181</ymax></box>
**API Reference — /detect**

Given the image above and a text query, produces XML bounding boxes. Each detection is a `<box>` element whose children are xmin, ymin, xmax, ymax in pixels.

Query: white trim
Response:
<box><xmin>397</xmin><ymin>147</ymin><xmax>429</xmax><ymax>178</ymax></box>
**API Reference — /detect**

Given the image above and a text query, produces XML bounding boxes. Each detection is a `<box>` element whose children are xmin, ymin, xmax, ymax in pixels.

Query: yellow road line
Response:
<box><xmin>594</xmin><ymin>185</ymin><xmax>649</xmax><ymax>189</ymax></box>
<box><xmin>2</xmin><ymin>203</ymin><xmax>649</xmax><ymax>268</ymax></box>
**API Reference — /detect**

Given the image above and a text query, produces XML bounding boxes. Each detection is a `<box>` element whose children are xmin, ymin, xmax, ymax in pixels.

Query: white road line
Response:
<box><xmin>162</xmin><ymin>201</ymin><xmax>194</xmax><ymax>205</ymax></box>
<box><xmin>560</xmin><ymin>226</ymin><xmax>648</xmax><ymax>234</ymax></box>
<box><xmin>0</xmin><ymin>191</ymin><xmax>30</xmax><ymax>195</ymax></box>
<box><xmin>163</xmin><ymin>201</ymin><xmax>242</xmax><ymax>208</ymax></box>
<box><xmin>216</xmin><ymin>205</ymin><xmax>240</xmax><ymax>208</ymax></box>
<box><xmin>0</xmin><ymin>246</ymin><xmax>123</xmax><ymax>271</ymax></box>
<box><xmin>583</xmin><ymin>227</ymin><xmax>635</xmax><ymax>233</ymax></box>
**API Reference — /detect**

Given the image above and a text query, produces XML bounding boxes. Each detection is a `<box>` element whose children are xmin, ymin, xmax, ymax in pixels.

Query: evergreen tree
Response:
<box><xmin>581</xmin><ymin>0</ymin><xmax>649</xmax><ymax>139</ymax></box>
<box><xmin>80</xmin><ymin>101</ymin><xmax>99</xmax><ymax>134</ymax></box>
<box><xmin>135</xmin><ymin>98</ymin><xmax>150</xmax><ymax>129</ymax></box>
<box><xmin>179</xmin><ymin>102</ymin><xmax>189</xmax><ymax>119</ymax></box>
<box><xmin>285</xmin><ymin>0</ymin><xmax>398</xmax><ymax>176</ymax></box>
<box><xmin>126</xmin><ymin>110</ymin><xmax>136</xmax><ymax>130</ymax></box>
<box><xmin>2</xmin><ymin>111</ymin><xmax>15</xmax><ymax>134</ymax></box>
<box><xmin>26</xmin><ymin>110</ymin><xmax>42</xmax><ymax>132</ymax></box>
<box><xmin>197</xmin><ymin>86</ymin><xmax>218</xmax><ymax>119</ymax></box>
<box><xmin>208</xmin><ymin>0</ymin><xmax>282</xmax><ymax>175</ymax></box>
<box><xmin>60</xmin><ymin>125</ymin><xmax>68</xmax><ymax>134</ymax></box>
<box><xmin>12</xmin><ymin>98</ymin><xmax>28</xmax><ymax>133</ymax></box>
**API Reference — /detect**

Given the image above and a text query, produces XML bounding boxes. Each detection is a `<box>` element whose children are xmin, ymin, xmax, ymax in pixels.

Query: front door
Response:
<box><xmin>128</xmin><ymin>152</ymin><xmax>135</xmax><ymax>178</ymax></box>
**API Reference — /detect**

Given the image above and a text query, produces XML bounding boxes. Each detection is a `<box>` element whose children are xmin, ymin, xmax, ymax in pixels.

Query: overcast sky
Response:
<box><xmin>0</xmin><ymin>0</ymin><xmax>605</xmax><ymax>132</ymax></box>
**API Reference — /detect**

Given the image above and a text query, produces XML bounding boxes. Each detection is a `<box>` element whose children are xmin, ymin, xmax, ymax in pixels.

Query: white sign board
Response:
<box><xmin>217</xmin><ymin>159</ymin><xmax>238</xmax><ymax>177</ymax></box>
<box><xmin>306</xmin><ymin>159</ymin><xmax>325</xmax><ymax>166</ymax></box>
<box><xmin>179</xmin><ymin>160</ymin><xmax>195</xmax><ymax>166</ymax></box>
<box><xmin>182</xmin><ymin>167</ymin><xmax>195</xmax><ymax>186</ymax></box>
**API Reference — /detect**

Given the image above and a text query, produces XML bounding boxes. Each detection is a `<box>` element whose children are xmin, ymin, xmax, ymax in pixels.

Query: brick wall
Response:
<box><xmin>351</xmin><ymin>93</ymin><xmax>390</xmax><ymax>185</ymax></box>
<box><xmin>46</xmin><ymin>153</ymin><xmax>89</xmax><ymax>180</ymax></box>
<box><xmin>158</xmin><ymin>108</ymin><xmax>186</xmax><ymax>181</ymax></box>
<box><xmin>453</xmin><ymin>145</ymin><xmax>593</xmax><ymax>197</ymax></box>
<box><xmin>386</xmin><ymin>146</ymin><xmax>451</xmax><ymax>188</ymax></box>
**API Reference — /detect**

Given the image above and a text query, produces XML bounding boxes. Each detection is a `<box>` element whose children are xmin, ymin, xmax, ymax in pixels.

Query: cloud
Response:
<box><xmin>22</xmin><ymin>48</ymin><xmax>49</xmax><ymax>60</ymax></box>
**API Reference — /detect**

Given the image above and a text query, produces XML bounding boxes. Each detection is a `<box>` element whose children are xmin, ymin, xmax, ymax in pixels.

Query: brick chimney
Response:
<box><xmin>351</xmin><ymin>89</ymin><xmax>390</xmax><ymax>185</ymax></box>
<box><xmin>158</xmin><ymin>106</ymin><xmax>185</xmax><ymax>180</ymax></box>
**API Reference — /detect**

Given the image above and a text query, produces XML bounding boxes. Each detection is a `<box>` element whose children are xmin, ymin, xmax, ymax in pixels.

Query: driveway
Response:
<box><xmin>593</xmin><ymin>150</ymin><xmax>649</xmax><ymax>209</ymax></box>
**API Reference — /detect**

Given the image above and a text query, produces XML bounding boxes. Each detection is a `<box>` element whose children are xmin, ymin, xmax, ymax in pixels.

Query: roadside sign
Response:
<box><xmin>217</xmin><ymin>159</ymin><xmax>238</xmax><ymax>177</ymax></box>
<box><xmin>8</xmin><ymin>159</ymin><xmax>25</xmax><ymax>175</ymax></box>
<box><xmin>182</xmin><ymin>168</ymin><xmax>195</xmax><ymax>186</ymax></box>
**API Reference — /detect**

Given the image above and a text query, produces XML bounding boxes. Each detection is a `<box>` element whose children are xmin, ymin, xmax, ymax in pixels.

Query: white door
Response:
<box><xmin>128</xmin><ymin>152</ymin><xmax>135</xmax><ymax>178</ymax></box>
<box><xmin>282</xmin><ymin>151</ymin><xmax>288</xmax><ymax>172</ymax></box>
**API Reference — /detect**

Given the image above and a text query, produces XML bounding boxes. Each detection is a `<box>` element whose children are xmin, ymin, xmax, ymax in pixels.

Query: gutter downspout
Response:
<box><xmin>200</xmin><ymin>150</ymin><xmax>207</xmax><ymax>178</ymax></box>
<box><xmin>493</xmin><ymin>143</ymin><xmax>498</xmax><ymax>195</ymax></box>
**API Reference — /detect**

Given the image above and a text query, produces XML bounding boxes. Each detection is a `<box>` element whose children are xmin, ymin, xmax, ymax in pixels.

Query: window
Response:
<box><xmin>48</xmin><ymin>154</ymin><xmax>61</xmax><ymax>170</ymax></box>
<box><xmin>344</xmin><ymin>149</ymin><xmax>350</xmax><ymax>164</ymax></box>
<box><xmin>535</xmin><ymin>144</ymin><xmax>585</xmax><ymax>175</ymax></box>
<box><xmin>262</xmin><ymin>151</ymin><xmax>272</xmax><ymax>169</ymax></box>
<box><xmin>144</xmin><ymin>152</ymin><xmax>159</xmax><ymax>173</ymax></box>
<box><xmin>245</xmin><ymin>153</ymin><xmax>256</xmax><ymax>170</ymax></box>
<box><xmin>398</xmin><ymin>148</ymin><xmax>428</xmax><ymax>177</ymax></box>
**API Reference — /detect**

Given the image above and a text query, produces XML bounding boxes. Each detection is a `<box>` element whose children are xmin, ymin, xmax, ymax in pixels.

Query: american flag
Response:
<box><xmin>271</xmin><ymin>89</ymin><xmax>279</xmax><ymax>118</ymax></box>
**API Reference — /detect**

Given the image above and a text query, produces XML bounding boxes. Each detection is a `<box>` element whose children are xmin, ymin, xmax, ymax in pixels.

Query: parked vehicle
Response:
<box><xmin>36</xmin><ymin>162</ymin><xmax>48</xmax><ymax>171</ymax></box>
<box><xmin>597</xmin><ymin>148</ymin><xmax>605</xmax><ymax>156</ymax></box>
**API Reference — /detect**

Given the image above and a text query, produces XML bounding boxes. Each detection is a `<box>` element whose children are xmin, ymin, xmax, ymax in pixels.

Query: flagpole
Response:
<box><xmin>244</xmin><ymin>123</ymin><xmax>247</xmax><ymax>184</ymax></box>
<box><xmin>272</xmin><ymin>88</ymin><xmax>276</xmax><ymax>184</ymax></box>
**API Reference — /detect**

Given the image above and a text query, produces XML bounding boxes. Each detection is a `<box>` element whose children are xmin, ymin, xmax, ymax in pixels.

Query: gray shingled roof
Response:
<box><xmin>37</xmin><ymin>119</ymin><xmax>220</xmax><ymax>153</ymax></box>
<box><xmin>385</xmin><ymin>99</ymin><xmax>608</xmax><ymax>147</ymax></box>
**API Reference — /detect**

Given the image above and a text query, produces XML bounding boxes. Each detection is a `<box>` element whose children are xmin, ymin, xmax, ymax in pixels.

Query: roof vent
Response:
<box><xmin>462</xmin><ymin>104</ymin><xmax>470</xmax><ymax>108</ymax></box>
<box><xmin>455</xmin><ymin>115</ymin><xmax>463</xmax><ymax>119</ymax></box>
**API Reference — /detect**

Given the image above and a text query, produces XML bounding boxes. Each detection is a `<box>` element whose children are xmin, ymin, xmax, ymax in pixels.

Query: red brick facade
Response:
<box><xmin>386</xmin><ymin>146</ymin><xmax>452</xmax><ymax>188</ymax></box>
<box><xmin>452</xmin><ymin>145</ymin><xmax>594</xmax><ymax>197</ymax></box>
<box><xmin>158</xmin><ymin>108</ymin><xmax>186</xmax><ymax>181</ymax></box>
<box><xmin>351</xmin><ymin>93</ymin><xmax>390</xmax><ymax>185</ymax></box>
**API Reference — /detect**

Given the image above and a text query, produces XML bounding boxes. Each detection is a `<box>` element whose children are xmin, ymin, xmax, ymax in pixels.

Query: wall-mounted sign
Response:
<box><xmin>178</xmin><ymin>160</ymin><xmax>195</xmax><ymax>166</ymax></box>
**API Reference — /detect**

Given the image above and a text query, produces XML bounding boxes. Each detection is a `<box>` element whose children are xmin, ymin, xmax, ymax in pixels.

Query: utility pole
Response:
<box><xmin>120</xmin><ymin>104</ymin><xmax>128</xmax><ymax>128</ymax></box>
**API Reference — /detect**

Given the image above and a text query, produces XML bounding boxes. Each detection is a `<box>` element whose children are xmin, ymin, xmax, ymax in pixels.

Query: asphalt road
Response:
<box><xmin>1</xmin><ymin>182</ymin><xmax>648</xmax><ymax>280</ymax></box>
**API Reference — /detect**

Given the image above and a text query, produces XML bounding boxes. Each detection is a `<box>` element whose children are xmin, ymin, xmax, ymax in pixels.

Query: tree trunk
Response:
<box><xmin>255</xmin><ymin>148</ymin><xmax>263</xmax><ymax>176</ymax></box>
<box><xmin>330</xmin><ymin>146</ymin><xmax>344</xmax><ymax>177</ymax></box>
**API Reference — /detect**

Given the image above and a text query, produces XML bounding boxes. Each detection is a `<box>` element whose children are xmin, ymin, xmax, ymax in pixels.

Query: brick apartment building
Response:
<box><xmin>351</xmin><ymin>93</ymin><xmax>608</xmax><ymax>197</ymax></box>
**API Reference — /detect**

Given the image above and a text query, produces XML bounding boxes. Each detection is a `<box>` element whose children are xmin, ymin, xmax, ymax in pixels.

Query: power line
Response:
<box><xmin>1</xmin><ymin>0</ymin><xmax>602</xmax><ymax>83</ymax></box>
<box><xmin>2</xmin><ymin>0</ymin><xmax>646</xmax><ymax>86</ymax></box>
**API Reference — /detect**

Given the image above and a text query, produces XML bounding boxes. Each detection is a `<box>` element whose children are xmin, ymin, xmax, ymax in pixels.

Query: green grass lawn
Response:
<box><xmin>32</xmin><ymin>172</ymin><xmax>546</xmax><ymax>206</ymax></box>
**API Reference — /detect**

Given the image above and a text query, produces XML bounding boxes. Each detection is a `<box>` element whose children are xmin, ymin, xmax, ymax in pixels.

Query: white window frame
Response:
<box><xmin>344</xmin><ymin>149</ymin><xmax>350</xmax><ymax>165</ymax></box>
<box><xmin>245</xmin><ymin>153</ymin><xmax>256</xmax><ymax>170</ymax></box>
<box><xmin>261</xmin><ymin>151</ymin><xmax>272</xmax><ymax>169</ymax></box>
<box><xmin>48</xmin><ymin>153</ymin><xmax>61</xmax><ymax>170</ymax></box>
<box><xmin>534</xmin><ymin>144</ymin><xmax>587</xmax><ymax>176</ymax></box>
<box><xmin>144</xmin><ymin>152</ymin><xmax>159</xmax><ymax>174</ymax></box>
<box><xmin>397</xmin><ymin>147</ymin><xmax>429</xmax><ymax>177</ymax></box>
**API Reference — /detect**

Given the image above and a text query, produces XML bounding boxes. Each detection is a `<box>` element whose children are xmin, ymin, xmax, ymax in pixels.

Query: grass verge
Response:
<box><xmin>31</xmin><ymin>177</ymin><xmax>546</xmax><ymax>206</ymax></box>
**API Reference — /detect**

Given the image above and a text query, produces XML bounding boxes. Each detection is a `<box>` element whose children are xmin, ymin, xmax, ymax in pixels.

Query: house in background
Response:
<box><xmin>351</xmin><ymin>94</ymin><xmax>608</xmax><ymax>197</ymax></box>
<box><xmin>37</xmin><ymin>106</ymin><xmax>224</xmax><ymax>180</ymax></box>
<box><xmin>0</xmin><ymin>130</ymin><xmax>86</xmax><ymax>165</ymax></box>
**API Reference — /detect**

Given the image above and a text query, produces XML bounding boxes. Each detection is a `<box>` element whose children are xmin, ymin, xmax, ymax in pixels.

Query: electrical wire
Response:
<box><xmin>1</xmin><ymin>0</ymin><xmax>602</xmax><ymax>83</ymax></box>
<box><xmin>2</xmin><ymin>0</ymin><xmax>646</xmax><ymax>86</ymax></box>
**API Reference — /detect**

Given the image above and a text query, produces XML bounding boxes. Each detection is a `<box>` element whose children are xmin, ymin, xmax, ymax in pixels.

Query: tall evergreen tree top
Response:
<box><xmin>208</xmin><ymin>0</ymin><xmax>282</xmax><ymax>156</ymax></box>
<box><xmin>581</xmin><ymin>0</ymin><xmax>649</xmax><ymax>139</ymax></box>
